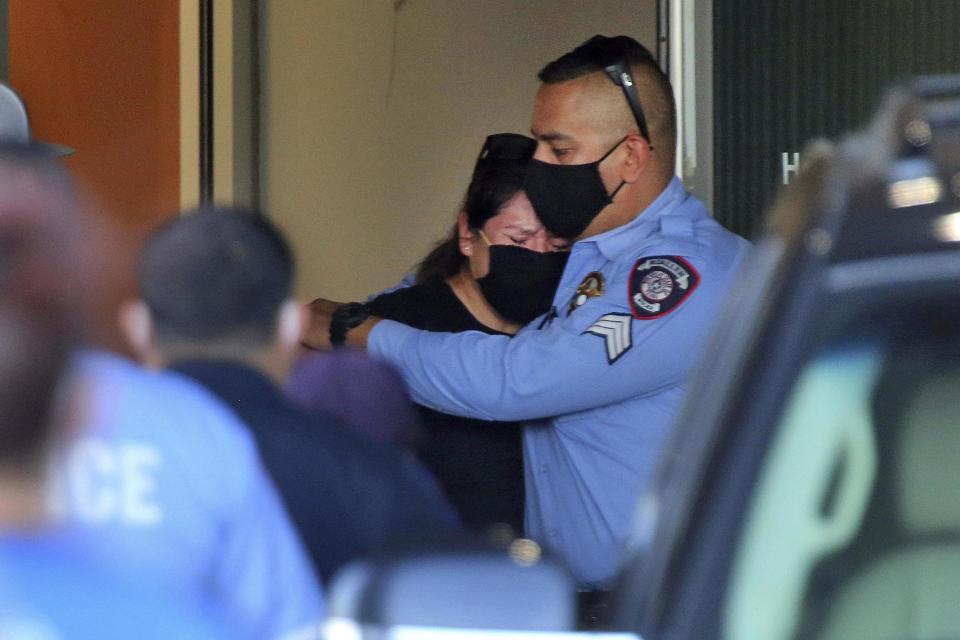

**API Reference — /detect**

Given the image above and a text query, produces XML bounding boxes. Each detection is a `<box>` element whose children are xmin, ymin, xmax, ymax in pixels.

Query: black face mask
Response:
<box><xmin>477</xmin><ymin>245</ymin><xmax>569</xmax><ymax>325</ymax></box>
<box><xmin>523</xmin><ymin>137</ymin><xmax>627</xmax><ymax>239</ymax></box>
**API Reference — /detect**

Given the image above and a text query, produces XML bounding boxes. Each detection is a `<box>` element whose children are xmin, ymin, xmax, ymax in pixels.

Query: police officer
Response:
<box><xmin>305</xmin><ymin>35</ymin><xmax>751</xmax><ymax>589</ymax></box>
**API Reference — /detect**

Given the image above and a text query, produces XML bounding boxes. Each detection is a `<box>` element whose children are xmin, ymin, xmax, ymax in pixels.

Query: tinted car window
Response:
<box><xmin>724</xmin><ymin>300</ymin><xmax>960</xmax><ymax>640</ymax></box>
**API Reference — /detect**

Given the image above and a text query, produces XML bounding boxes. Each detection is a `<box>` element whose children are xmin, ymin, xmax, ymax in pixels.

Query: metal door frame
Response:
<box><xmin>659</xmin><ymin>0</ymin><xmax>714</xmax><ymax>213</ymax></box>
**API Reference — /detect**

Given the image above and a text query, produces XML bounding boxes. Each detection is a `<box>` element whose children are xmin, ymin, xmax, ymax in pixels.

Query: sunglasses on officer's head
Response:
<box><xmin>476</xmin><ymin>133</ymin><xmax>537</xmax><ymax>166</ymax></box>
<box><xmin>580</xmin><ymin>36</ymin><xmax>656</xmax><ymax>146</ymax></box>
<box><xmin>603</xmin><ymin>61</ymin><xmax>652</xmax><ymax>145</ymax></box>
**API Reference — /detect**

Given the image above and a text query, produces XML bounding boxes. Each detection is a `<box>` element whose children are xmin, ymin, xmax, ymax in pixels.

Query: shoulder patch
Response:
<box><xmin>629</xmin><ymin>256</ymin><xmax>699</xmax><ymax>320</ymax></box>
<box><xmin>584</xmin><ymin>313</ymin><xmax>633</xmax><ymax>364</ymax></box>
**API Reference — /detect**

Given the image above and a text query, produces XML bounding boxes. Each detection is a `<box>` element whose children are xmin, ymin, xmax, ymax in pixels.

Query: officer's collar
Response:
<box><xmin>587</xmin><ymin>177</ymin><xmax>690</xmax><ymax>262</ymax></box>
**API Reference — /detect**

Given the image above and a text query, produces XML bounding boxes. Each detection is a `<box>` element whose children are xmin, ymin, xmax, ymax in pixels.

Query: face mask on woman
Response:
<box><xmin>475</xmin><ymin>236</ymin><xmax>569</xmax><ymax>325</ymax></box>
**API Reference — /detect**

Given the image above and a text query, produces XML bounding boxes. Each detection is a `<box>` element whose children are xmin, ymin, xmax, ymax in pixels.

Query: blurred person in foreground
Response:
<box><xmin>61</xmin><ymin>346</ymin><xmax>324</xmax><ymax>638</ymax></box>
<box><xmin>286</xmin><ymin>349</ymin><xmax>423</xmax><ymax>447</ymax></box>
<box><xmin>310</xmin><ymin>133</ymin><xmax>571</xmax><ymax>536</ymax></box>
<box><xmin>120</xmin><ymin>206</ymin><xmax>461</xmax><ymax>583</ymax></box>
<box><xmin>0</xmin><ymin>144</ymin><xmax>235</xmax><ymax>638</ymax></box>
<box><xmin>50</xmin><ymin>209</ymin><xmax>323</xmax><ymax>635</ymax></box>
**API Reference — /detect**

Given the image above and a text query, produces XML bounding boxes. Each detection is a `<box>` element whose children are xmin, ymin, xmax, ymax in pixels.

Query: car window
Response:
<box><xmin>723</xmin><ymin>301</ymin><xmax>960</xmax><ymax>640</ymax></box>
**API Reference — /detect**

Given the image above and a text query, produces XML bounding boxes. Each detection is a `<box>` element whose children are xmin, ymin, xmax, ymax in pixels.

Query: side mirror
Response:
<box><xmin>326</xmin><ymin>542</ymin><xmax>577</xmax><ymax>636</ymax></box>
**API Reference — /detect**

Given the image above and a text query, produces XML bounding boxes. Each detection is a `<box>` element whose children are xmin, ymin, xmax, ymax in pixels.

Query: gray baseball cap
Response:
<box><xmin>0</xmin><ymin>83</ymin><xmax>74</xmax><ymax>156</ymax></box>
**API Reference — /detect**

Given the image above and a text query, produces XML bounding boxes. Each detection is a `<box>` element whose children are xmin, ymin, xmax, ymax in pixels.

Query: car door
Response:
<box><xmin>614</xmin><ymin>80</ymin><xmax>960</xmax><ymax>640</ymax></box>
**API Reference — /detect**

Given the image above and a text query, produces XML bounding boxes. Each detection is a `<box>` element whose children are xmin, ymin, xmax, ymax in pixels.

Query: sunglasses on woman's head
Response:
<box><xmin>476</xmin><ymin>133</ymin><xmax>537</xmax><ymax>166</ymax></box>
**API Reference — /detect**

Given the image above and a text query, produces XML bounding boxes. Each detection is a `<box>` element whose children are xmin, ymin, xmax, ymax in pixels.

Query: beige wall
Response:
<box><xmin>262</xmin><ymin>1</ymin><xmax>656</xmax><ymax>301</ymax></box>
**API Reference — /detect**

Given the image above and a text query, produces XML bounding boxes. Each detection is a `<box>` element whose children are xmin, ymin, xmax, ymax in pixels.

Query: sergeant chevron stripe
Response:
<box><xmin>584</xmin><ymin>313</ymin><xmax>633</xmax><ymax>364</ymax></box>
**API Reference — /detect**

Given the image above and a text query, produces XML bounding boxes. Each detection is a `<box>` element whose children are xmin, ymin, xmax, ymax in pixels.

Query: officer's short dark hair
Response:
<box><xmin>139</xmin><ymin>206</ymin><xmax>294</xmax><ymax>348</ymax></box>
<box><xmin>539</xmin><ymin>35</ymin><xmax>677</xmax><ymax>172</ymax></box>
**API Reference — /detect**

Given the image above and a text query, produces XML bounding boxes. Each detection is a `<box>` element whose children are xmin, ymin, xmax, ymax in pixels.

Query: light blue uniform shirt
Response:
<box><xmin>0</xmin><ymin>529</ymin><xmax>240</xmax><ymax>639</ymax></box>
<box><xmin>369</xmin><ymin>179</ymin><xmax>750</xmax><ymax>587</ymax></box>
<box><xmin>54</xmin><ymin>350</ymin><xmax>324</xmax><ymax>638</ymax></box>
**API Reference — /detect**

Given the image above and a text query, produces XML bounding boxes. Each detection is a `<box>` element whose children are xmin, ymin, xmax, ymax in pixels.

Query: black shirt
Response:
<box><xmin>171</xmin><ymin>359</ymin><xmax>461</xmax><ymax>583</ymax></box>
<box><xmin>367</xmin><ymin>279</ymin><xmax>525</xmax><ymax>534</ymax></box>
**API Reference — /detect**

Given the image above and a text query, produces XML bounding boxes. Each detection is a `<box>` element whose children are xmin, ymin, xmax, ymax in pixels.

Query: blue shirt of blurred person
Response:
<box><xmin>0</xmin><ymin>529</ymin><xmax>240</xmax><ymax>639</ymax></box>
<box><xmin>51</xmin><ymin>350</ymin><xmax>324</xmax><ymax>639</ymax></box>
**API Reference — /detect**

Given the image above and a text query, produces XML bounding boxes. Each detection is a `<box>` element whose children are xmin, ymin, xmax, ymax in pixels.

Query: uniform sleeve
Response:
<box><xmin>368</xmin><ymin>255</ymin><xmax>730</xmax><ymax>422</ymax></box>
<box><xmin>215</xmin><ymin>449</ymin><xmax>325</xmax><ymax>639</ymax></box>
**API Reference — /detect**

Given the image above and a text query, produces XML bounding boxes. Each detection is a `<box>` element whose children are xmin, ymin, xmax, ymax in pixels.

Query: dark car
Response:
<box><xmin>324</xmin><ymin>77</ymin><xmax>960</xmax><ymax>640</ymax></box>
